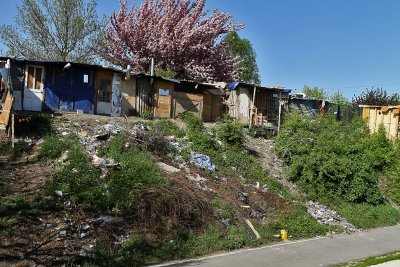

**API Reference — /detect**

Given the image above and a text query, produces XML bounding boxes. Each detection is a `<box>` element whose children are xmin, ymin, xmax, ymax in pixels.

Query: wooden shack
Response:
<box><xmin>173</xmin><ymin>81</ymin><xmax>225</xmax><ymax>122</ymax></box>
<box><xmin>360</xmin><ymin>105</ymin><xmax>400</xmax><ymax>140</ymax></box>
<box><xmin>226</xmin><ymin>82</ymin><xmax>290</xmax><ymax>127</ymax></box>
<box><xmin>2</xmin><ymin>56</ymin><xmax>124</xmax><ymax>116</ymax></box>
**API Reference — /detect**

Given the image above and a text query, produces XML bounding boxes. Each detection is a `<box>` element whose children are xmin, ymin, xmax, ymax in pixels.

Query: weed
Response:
<box><xmin>336</xmin><ymin>203</ymin><xmax>400</xmax><ymax>229</ymax></box>
<box><xmin>37</xmin><ymin>135</ymin><xmax>77</xmax><ymax>160</ymax></box>
<box><xmin>336</xmin><ymin>251</ymin><xmax>400</xmax><ymax>267</ymax></box>
<box><xmin>272</xmin><ymin>204</ymin><xmax>328</xmax><ymax>239</ymax></box>
<box><xmin>152</xmin><ymin>119</ymin><xmax>185</xmax><ymax>138</ymax></box>
<box><xmin>100</xmin><ymin>135</ymin><xmax>168</xmax><ymax>210</ymax></box>
<box><xmin>248</xmin><ymin>125</ymin><xmax>275</xmax><ymax>139</ymax></box>
<box><xmin>210</xmin><ymin>198</ymin><xmax>236</xmax><ymax>220</ymax></box>
<box><xmin>23</xmin><ymin>113</ymin><xmax>53</xmax><ymax>135</ymax></box>
<box><xmin>141</xmin><ymin>110</ymin><xmax>154</xmax><ymax>120</ymax></box>
<box><xmin>49</xmin><ymin>144</ymin><xmax>109</xmax><ymax>210</ymax></box>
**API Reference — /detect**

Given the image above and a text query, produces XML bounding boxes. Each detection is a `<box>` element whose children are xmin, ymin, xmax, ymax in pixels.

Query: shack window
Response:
<box><xmin>26</xmin><ymin>66</ymin><xmax>44</xmax><ymax>90</ymax></box>
<box><xmin>83</xmin><ymin>74</ymin><xmax>89</xmax><ymax>84</ymax></box>
<box><xmin>98</xmin><ymin>79</ymin><xmax>111</xmax><ymax>102</ymax></box>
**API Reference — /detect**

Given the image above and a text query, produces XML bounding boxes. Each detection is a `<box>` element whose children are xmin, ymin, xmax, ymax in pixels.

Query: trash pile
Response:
<box><xmin>190</xmin><ymin>152</ymin><xmax>216</xmax><ymax>172</ymax></box>
<box><xmin>306</xmin><ymin>200</ymin><xmax>357</xmax><ymax>233</ymax></box>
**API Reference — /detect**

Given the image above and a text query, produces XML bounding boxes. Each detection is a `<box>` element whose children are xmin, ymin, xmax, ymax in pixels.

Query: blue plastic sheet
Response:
<box><xmin>190</xmin><ymin>152</ymin><xmax>216</xmax><ymax>172</ymax></box>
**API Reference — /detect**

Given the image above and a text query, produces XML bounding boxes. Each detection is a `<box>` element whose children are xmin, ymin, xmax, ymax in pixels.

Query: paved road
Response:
<box><xmin>153</xmin><ymin>224</ymin><xmax>400</xmax><ymax>267</ymax></box>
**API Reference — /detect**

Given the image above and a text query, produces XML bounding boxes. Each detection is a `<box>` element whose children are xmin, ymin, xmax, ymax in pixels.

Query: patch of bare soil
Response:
<box><xmin>244</xmin><ymin>136</ymin><xmax>302</xmax><ymax>198</ymax></box>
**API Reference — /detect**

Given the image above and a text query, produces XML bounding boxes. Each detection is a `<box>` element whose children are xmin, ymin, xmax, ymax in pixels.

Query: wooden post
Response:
<box><xmin>249</xmin><ymin>86</ymin><xmax>256</xmax><ymax>127</ymax></box>
<box><xmin>11</xmin><ymin>113</ymin><xmax>14</xmax><ymax>148</ymax></box>
<box><xmin>278</xmin><ymin>91</ymin><xmax>282</xmax><ymax>134</ymax></box>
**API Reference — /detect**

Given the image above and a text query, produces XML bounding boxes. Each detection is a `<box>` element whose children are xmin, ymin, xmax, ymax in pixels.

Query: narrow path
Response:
<box><xmin>154</xmin><ymin>224</ymin><xmax>400</xmax><ymax>267</ymax></box>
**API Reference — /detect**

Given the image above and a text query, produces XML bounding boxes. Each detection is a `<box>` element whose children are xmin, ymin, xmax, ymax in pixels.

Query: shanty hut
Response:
<box><xmin>173</xmin><ymin>81</ymin><xmax>225</xmax><ymax>122</ymax></box>
<box><xmin>226</xmin><ymin>82</ymin><xmax>290</xmax><ymax>127</ymax></box>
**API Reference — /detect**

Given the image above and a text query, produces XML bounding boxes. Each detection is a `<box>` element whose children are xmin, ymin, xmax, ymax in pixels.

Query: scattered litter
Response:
<box><xmin>190</xmin><ymin>152</ymin><xmax>216</xmax><ymax>172</ymax></box>
<box><xmin>81</xmin><ymin>224</ymin><xmax>90</xmax><ymax>230</ymax></box>
<box><xmin>59</xmin><ymin>230</ymin><xmax>67</xmax><ymax>236</ymax></box>
<box><xmin>221</xmin><ymin>219</ymin><xmax>231</xmax><ymax>228</ymax></box>
<box><xmin>46</xmin><ymin>224</ymin><xmax>54</xmax><ymax>228</ymax></box>
<box><xmin>158</xmin><ymin>162</ymin><xmax>180</xmax><ymax>173</ymax></box>
<box><xmin>93</xmin><ymin>216</ymin><xmax>113</xmax><ymax>225</ymax></box>
<box><xmin>55</xmin><ymin>190</ymin><xmax>63</xmax><ymax>197</ymax></box>
<box><xmin>61</xmin><ymin>131</ymin><xmax>69</xmax><ymax>136</ymax></box>
<box><xmin>307</xmin><ymin>200</ymin><xmax>357</xmax><ymax>233</ymax></box>
<box><xmin>80</xmin><ymin>232</ymin><xmax>89</xmax><ymax>238</ymax></box>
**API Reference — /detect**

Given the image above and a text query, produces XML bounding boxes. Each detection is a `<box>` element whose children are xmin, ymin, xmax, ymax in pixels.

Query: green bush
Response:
<box><xmin>276</xmin><ymin>112</ymin><xmax>391</xmax><ymax>205</ymax></box>
<box><xmin>216</xmin><ymin>121</ymin><xmax>245</xmax><ymax>146</ymax></box>
<box><xmin>99</xmin><ymin>135</ymin><xmax>168</xmax><ymax>210</ymax></box>
<box><xmin>141</xmin><ymin>110</ymin><xmax>154</xmax><ymax>120</ymax></box>
<box><xmin>385</xmin><ymin>141</ymin><xmax>400</xmax><ymax>205</ymax></box>
<box><xmin>180</xmin><ymin>112</ymin><xmax>203</xmax><ymax>132</ymax></box>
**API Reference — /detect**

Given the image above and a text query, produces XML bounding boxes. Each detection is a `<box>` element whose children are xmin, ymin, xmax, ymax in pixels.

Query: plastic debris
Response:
<box><xmin>190</xmin><ymin>152</ymin><xmax>216</xmax><ymax>172</ymax></box>
<box><xmin>55</xmin><ymin>190</ymin><xmax>63</xmax><ymax>197</ymax></box>
<box><xmin>93</xmin><ymin>216</ymin><xmax>113</xmax><ymax>225</ymax></box>
<box><xmin>221</xmin><ymin>219</ymin><xmax>231</xmax><ymax>228</ymax></box>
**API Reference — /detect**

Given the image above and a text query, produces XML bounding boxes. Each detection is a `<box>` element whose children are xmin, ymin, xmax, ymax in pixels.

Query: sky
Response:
<box><xmin>1</xmin><ymin>0</ymin><xmax>400</xmax><ymax>99</ymax></box>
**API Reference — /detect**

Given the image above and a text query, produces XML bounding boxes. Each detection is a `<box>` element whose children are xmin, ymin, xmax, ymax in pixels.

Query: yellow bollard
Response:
<box><xmin>280</xmin><ymin>230</ymin><xmax>288</xmax><ymax>240</ymax></box>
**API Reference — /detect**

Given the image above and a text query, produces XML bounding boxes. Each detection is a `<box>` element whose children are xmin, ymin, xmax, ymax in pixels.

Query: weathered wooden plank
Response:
<box><xmin>0</xmin><ymin>91</ymin><xmax>13</xmax><ymax>127</ymax></box>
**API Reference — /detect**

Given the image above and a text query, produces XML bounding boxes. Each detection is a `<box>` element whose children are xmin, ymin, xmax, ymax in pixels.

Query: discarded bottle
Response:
<box><xmin>281</xmin><ymin>230</ymin><xmax>288</xmax><ymax>240</ymax></box>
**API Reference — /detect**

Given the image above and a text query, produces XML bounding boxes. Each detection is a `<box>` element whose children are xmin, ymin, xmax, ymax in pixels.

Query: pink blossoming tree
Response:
<box><xmin>101</xmin><ymin>0</ymin><xmax>244</xmax><ymax>82</ymax></box>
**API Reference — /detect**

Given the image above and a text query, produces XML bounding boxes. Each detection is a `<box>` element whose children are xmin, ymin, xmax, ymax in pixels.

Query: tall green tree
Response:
<box><xmin>223</xmin><ymin>32</ymin><xmax>261</xmax><ymax>85</ymax></box>
<box><xmin>330</xmin><ymin>90</ymin><xmax>349</xmax><ymax>106</ymax></box>
<box><xmin>303</xmin><ymin>85</ymin><xmax>329</xmax><ymax>99</ymax></box>
<box><xmin>0</xmin><ymin>0</ymin><xmax>105</xmax><ymax>63</ymax></box>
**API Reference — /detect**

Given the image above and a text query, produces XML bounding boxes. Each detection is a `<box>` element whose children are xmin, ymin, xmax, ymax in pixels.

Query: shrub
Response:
<box><xmin>180</xmin><ymin>112</ymin><xmax>203</xmax><ymax>132</ymax></box>
<box><xmin>385</xmin><ymin>141</ymin><xmax>400</xmax><ymax>205</ymax></box>
<box><xmin>152</xmin><ymin>119</ymin><xmax>185</xmax><ymax>138</ymax></box>
<box><xmin>216</xmin><ymin>121</ymin><xmax>245</xmax><ymax>146</ymax></box>
<box><xmin>99</xmin><ymin>135</ymin><xmax>168</xmax><ymax>210</ymax></box>
<box><xmin>140</xmin><ymin>110</ymin><xmax>154</xmax><ymax>120</ymax></box>
<box><xmin>276</xmin><ymin>111</ymin><xmax>391</xmax><ymax>205</ymax></box>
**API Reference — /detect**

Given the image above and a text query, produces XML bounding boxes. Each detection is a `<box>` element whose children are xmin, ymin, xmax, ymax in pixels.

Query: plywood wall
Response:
<box><xmin>361</xmin><ymin>106</ymin><xmax>400</xmax><ymax>140</ymax></box>
<box><xmin>120</xmin><ymin>78</ymin><xmax>136</xmax><ymax>116</ymax></box>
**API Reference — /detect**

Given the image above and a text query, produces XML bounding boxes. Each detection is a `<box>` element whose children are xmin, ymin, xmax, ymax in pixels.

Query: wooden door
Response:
<box><xmin>156</xmin><ymin>88</ymin><xmax>171</xmax><ymax>118</ymax></box>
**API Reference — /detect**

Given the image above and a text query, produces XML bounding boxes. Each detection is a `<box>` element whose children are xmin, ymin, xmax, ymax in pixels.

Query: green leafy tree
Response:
<box><xmin>303</xmin><ymin>85</ymin><xmax>328</xmax><ymax>99</ymax></box>
<box><xmin>0</xmin><ymin>0</ymin><xmax>105</xmax><ymax>63</ymax></box>
<box><xmin>224</xmin><ymin>32</ymin><xmax>261</xmax><ymax>85</ymax></box>
<box><xmin>330</xmin><ymin>91</ymin><xmax>348</xmax><ymax>105</ymax></box>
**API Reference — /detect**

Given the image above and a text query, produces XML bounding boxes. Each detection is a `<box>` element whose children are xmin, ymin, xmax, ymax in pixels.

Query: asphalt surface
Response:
<box><xmin>153</xmin><ymin>224</ymin><xmax>400</xmax><ymax>267</ymax></box>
